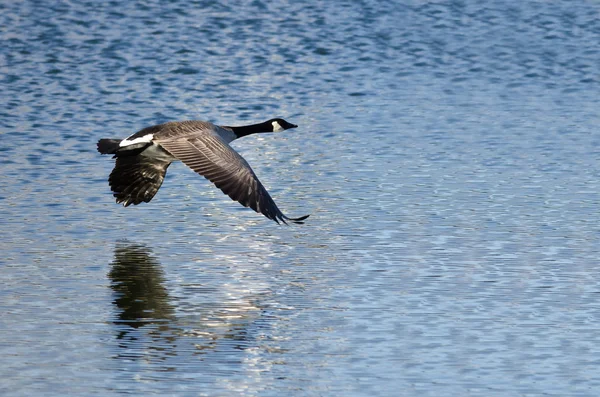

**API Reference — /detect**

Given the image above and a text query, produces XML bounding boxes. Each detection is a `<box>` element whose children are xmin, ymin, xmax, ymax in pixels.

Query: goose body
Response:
<box><xmin>97</xmin><ymin>118</ymin><xmax>309</xmax><ymax>224</ymax></box>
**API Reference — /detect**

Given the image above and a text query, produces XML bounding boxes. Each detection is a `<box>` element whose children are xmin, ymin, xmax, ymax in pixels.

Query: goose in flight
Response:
<box><xmin>97</xmin><ymin>118</ymin><xmax>309</xmax><ymax>224</ymax></box>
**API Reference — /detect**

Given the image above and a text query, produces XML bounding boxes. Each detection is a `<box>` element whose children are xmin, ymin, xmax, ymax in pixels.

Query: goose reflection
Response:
<box><xmin>108</xmin><ymin>243</ymin><xmax>176</xmax><ymax>357</ymax></box>
<box><xmin>107</xmin><ymin>242</ymin><xmax>275</xmax><ymax>364</ymax></box>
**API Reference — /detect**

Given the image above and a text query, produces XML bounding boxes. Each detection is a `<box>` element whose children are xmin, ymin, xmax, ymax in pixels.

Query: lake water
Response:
<box><xmin>2</xmin><ymin>0</ymin><xmax>600</xmax><ymax>396</ymax></box>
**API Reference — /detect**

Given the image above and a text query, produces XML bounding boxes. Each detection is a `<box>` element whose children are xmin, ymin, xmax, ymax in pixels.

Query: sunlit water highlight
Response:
<box><xmin>1</xmin><ymin>1</ymin><xmax>600</xmax><ymax>396</ymax></box>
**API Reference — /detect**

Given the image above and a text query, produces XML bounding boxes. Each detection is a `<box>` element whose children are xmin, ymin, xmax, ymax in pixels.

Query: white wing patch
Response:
<box><xmin>119</xmin><ymin>134</ymin><xmax>154</xmax><ymax>147</ymax></box>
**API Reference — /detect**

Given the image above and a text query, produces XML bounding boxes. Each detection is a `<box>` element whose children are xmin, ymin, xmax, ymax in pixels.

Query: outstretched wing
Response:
<box><xmin>157</xmin><ymin>134</ymin><xmax>308</xmax><ymax>224</ymax></box>
<box><xmin>108</xmin><ymin>153</ymin><xmax>172</xmax><ymax>207</ymax></box>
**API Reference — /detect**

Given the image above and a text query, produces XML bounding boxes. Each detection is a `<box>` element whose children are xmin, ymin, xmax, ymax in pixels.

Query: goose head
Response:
<box><xmin>269</xmin><ymin>118</ymin><xmax>298</xmax><ymax>132</ymax></box>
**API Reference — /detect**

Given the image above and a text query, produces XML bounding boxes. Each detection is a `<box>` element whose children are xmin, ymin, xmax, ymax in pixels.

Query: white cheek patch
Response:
<box><xmin>272</xmin><ymin>121</ymin><xmax>284</xmax><ymax>132</ymax></box>
<box><xmin>119</xmin><ymin>134</ymin><xmax>154</xmax><ymax>147</ymax></box>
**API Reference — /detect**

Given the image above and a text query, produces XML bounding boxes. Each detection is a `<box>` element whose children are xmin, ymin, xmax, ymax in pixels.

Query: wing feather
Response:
<box><xmin>157</xmin><ymin>134</ymin><xmax>308</xmax><ymax>224</ymax></box>
<box><xmin>108</xmin><ymin>154</ymin><xmax>172</xmax><ymax>206</ymax></box>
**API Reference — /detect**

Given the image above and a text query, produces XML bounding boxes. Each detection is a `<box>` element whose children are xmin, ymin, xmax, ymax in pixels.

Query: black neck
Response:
<box><xmin>226</xmin><ymin>122</ymin><xmax>271</xmax><ymax>139</ymax></box>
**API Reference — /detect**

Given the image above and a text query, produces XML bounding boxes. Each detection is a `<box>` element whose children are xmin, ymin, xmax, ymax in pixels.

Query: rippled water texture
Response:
<box><xmin>2</xmin><ymin>1</ymin><xmax>600</xmax><ymax>396</ymax></box>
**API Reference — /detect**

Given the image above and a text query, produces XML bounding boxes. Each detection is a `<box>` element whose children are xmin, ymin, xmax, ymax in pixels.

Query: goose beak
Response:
<box><xmin>289</xmin><ymin>123</ymin><xmax>298</xmax><ymax>129</ymax></box>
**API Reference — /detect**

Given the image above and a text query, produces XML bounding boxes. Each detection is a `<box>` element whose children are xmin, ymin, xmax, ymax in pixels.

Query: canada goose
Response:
<box><xmin>97</xmin><ymin>118</ymin><xmax>309</xmax><ymax>224</ymax></box>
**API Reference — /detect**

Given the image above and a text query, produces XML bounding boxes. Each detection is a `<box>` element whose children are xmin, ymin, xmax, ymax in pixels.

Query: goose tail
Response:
<box><xmin>97</xmin><ymin>139</ymin><xmax>121</xmax><ymax>155</ymax></box>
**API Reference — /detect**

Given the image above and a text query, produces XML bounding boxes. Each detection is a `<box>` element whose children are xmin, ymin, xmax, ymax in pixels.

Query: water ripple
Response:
<box><xmin>2</xmin><ymin>0</ymin><xmax>600</xmax><ymax>396</ymax></box>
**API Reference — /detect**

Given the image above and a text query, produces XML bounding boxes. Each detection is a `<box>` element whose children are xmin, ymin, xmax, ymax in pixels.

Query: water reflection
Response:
<box><xmin>108</xmin><ymin>243</ymin><xmax>177</xmax><ymax>361</ymax></box>
<box><xmin>107</xmin><ymin>243</ymin><xmax>276</xmax><ymax>367</ymax></box>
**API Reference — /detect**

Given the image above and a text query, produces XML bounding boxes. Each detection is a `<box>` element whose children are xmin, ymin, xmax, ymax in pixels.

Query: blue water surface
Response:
<box><xmin>1</xmin><ymin>1</ymin><xmax>600</xmax><ymax>396</ymax></box>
